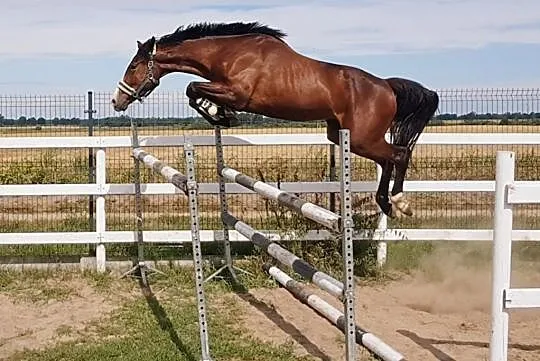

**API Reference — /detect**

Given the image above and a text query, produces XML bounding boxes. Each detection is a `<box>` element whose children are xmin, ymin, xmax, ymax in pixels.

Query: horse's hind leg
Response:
<box><xmin>374</xmin><ymin>160</ymin><xmax>394</xmax><ymax>217</ymax></box>
<box><xmin>362</xmin><ymin>140</ymin><xmax>411</xmax><ymax>217</ymax></box>
<box><xmin>389</xmin><ymin>149</ymin><xmax>413</xmax><ymax>216</ymax></box>
<box><xmin>186</xmin><ymin>81</ymin><xmax>245</xmax><ymax>127</ymax></box>
<box><xmin>327</xmin><ymin>118</ymin><xmax>396</xmax><ymax>217</ymax></box>
<box><xmin>343</xmin><ymin>128</ymin><xmax>411</xmax><ymax>218</ymax></box>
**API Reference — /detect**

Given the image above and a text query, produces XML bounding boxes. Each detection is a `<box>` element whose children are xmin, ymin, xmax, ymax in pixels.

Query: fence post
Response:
<box><xmin>85</xmin><ymin>91</ymin><xmax>96</xmax><ymax>256</ymax></box>
<box><xmin>339</xmin><ymin>129</ymin><xmax>356</xmax><ymax>361</ymax></box>
<box><xmin>375</xmin><ymin>164</ymin><xmax>388</xmax><ymax>267</ymax></box>
<box><xmin>95</xmin><ymin>148</ymin><xmax>107</xmax><ymax>273</ymax></box>
<box><xmin>204</xmin><ymin>126</ymin><xmax>238</xmax><ymax>282</ymax></box>
<box><xmin>489</xmin><ymin>151</ymin><xmax>515</xmax><ymax>361</ymax></box>
<box><xmin>329</xmin><ymin>144</ymin><xmax>336</xmax><ymax>212</ymax></box>
<box><xmin>184</xmin><ymin>138</ymin><xmax>213</xmax><ymax>361</ymax></box>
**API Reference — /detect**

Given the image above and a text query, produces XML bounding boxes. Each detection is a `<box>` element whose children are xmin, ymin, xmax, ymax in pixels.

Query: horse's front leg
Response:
<box><xmin>186</xmin><ymin>81</ymin><xmax>246</xmax><ymax>127</ymax></box>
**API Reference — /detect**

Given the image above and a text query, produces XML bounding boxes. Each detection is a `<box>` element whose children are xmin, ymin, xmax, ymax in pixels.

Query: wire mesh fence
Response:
<box><xmin>0</xmin><ymin>88</ymin><xmax>539</xmax><ymax>260</ymax></box>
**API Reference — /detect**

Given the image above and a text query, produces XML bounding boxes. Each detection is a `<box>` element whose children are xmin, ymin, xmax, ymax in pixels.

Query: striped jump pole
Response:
<box><xmin>223</xmin><ymin>212</ymin><xmax>343</xmax><ymax>298</ymax></box>
<box><xmin>264</xmin><ymin>264</ymin><xmax>406</xmax><ymax>361</ymax></box>
<box><xmin>213</xmin><ymin>127</ymin><xmax>360</xmax><ymax>360</ymax></box>
<box><xmin>132</xmin><ymin>148</ymin><xmax>188</xmax><ymax>194</ymax></box>
<box><xmin>220</xmin><ymin>167</ymin><xmax>340</xmax><ymax>231</ymax></box>
<box><xmin>130</xmin><ymin>142</ymin><xmax>213</xmax><ymax>361</ymax></box>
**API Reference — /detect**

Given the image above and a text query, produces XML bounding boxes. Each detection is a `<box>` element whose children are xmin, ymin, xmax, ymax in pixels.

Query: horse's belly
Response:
<box><xmin>246</xmin><ymin>95</ymin><xmax>333</xmax><ymax>121</ymax></box>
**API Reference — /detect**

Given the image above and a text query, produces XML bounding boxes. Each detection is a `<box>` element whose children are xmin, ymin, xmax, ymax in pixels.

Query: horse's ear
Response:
<box><xmin>137</xmin><ymin>41</ymin><xmax>143</xmax><ymax>49</ymax></box>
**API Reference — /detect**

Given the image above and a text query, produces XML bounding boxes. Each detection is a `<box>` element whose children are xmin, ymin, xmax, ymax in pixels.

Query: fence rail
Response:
<box><xmin>2</xmin><ymin>89</ymin><xmax>539</xmax><ymax>236</ymax></box>
<box><xmin>1</xmin><ymin>133</ymin><xmax>540</xmax><ymax>269</ymax></box>
<box><xmin>1</xmin><ymin>87</ymin><xmax>539</xmax><ymax>266</ymax></box>
<box><xmin>3</xmin><ymin>132</ymin><xmax>540</xmax><ymax>148</ymax></box>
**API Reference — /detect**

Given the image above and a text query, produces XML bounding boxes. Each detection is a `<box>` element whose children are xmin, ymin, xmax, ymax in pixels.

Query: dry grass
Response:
<box><xmin>1</xmin><ymin>123</ymin><xmax>539</xmax><ymax>235</ymax></box>
<box><xmin>423</xmin><ymin>124</ymin><xmax>539</xmax><ymax>133</ymax></box>
<box><xmin>1</xmin><ymin>123</ymin><xmax>538</xmax><ymax>137</ymax></box>
<box><xmin>2</xmin><ymin>124</ymin><xmax>539</xmax><ymax>163</ymax></box>
<box><xmin>0</xmin><ymin>124</ymin><xmax>327</xmax><ymax>137</ymax></box>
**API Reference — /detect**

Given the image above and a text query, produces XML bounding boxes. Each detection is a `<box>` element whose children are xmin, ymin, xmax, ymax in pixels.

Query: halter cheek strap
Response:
<box><xmin>117</xmin><ymin>42</ymin><xmax>159</xmax><ymax>102</ymax></box>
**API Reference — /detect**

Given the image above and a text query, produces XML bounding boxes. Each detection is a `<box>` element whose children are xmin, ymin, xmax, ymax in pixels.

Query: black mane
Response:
<box><xmin>157</xmin><ymin>21</ymin><xmax>287</xmax><ymax>45</ymax></box>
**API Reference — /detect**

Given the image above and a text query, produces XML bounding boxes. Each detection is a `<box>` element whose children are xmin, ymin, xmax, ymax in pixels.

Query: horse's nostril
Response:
<box><xmin>111</xmin><ymin>99</ymin><xmax>116</xmax><ymax>104</ymax></box>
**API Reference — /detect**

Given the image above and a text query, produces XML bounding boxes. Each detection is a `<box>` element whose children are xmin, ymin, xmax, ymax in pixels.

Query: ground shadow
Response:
<box><xmin>234</xmin><ymin>290</ymin><xmax>333</xmax><ymax>361</ymax></box>
<box><xmin>138</xmin><ymin>277</ymin><xmax>198</xmax><ymax>361</ymax></box>
<box><xmin>224</xmin><ymin>271</ymin><xmax>332</xmax><ymax>361</ymax></box>
<box><xmin>397</xmin><ymin>329</ymin><xmax>540</xmax><ymax>361</ymax></box>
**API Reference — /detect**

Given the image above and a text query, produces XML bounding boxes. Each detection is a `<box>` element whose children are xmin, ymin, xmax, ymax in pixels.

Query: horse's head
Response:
<box><xmin>112</xmin><ymin>37</ymin><xmax>161</xmax><ymax>112</ymax></box>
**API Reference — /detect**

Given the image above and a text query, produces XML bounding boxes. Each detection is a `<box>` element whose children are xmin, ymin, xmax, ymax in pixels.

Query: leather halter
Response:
<box><xmin>116</xmin><ymin>42</ymin><xmax>160</xmax><ymax>102</ymax></box>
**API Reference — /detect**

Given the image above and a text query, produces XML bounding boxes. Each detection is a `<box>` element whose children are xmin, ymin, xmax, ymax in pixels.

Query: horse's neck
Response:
<box><xmin>157</xmin><ymin>39</ymin><xmax>221</xmax><ymax>79</ymax></box>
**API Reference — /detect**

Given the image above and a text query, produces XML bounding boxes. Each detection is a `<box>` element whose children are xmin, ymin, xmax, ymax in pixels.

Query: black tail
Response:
<box><xmin>386</xmin><ymin>77</ymin><xmax>439</xmax><ymax>152</ymax></box>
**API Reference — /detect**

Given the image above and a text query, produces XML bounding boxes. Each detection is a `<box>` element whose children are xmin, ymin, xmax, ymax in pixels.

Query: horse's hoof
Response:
<box><xmin>400</xmin><ymin>202</ymin><xmax>413</xmax><ymax>217</ymax></box>
<box><xmin>196</xmin><ymin>98</ymin><xmax>218</xmax><ymax>116</ymax></box>
<box><xmin>390</xmin><ymin>192</ymin><xmax>404</xmax><ymax>204</ymax></box>
<box><xmin>391</xmin><ymin>203</ymin><xmax>403</xmax><ymax>219</ymax></box>
<box><xmin>190</xmin><ymin>98</ymin><xmax>221</xmax><ymax>125</ymax></box>
<box><xmin>390</xmin><ymin>192</ymin><xmax>413</xmax><ymax>217</ymax></box>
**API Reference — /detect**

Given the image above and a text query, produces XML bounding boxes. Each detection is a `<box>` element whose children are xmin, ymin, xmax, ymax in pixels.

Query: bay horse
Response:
<box><xmin>112</xmin><ymin>22</ymin><xmax>439</xmax><ymax>218</ymax></box>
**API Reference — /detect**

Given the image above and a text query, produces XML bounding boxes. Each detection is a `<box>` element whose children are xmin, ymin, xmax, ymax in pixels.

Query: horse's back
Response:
<box><xmin>225</xmin><ymin>34</ymin><xmax>395</xmax><ymax>120</ymax></box>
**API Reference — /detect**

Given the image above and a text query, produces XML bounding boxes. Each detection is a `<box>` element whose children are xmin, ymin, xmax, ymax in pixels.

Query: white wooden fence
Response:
<box><xmin>490</xmin><ymin>151</ymin><xmax>540</xmax><ymax>361</ymax></box>
<box><xmin>1</xmin><ymin>132</ymin><xmax>540</xmax><ymax>269</ymax></box>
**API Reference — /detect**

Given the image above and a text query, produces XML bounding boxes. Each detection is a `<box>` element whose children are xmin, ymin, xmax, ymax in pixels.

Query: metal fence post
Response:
<box><xmin>85</xmin><ymin>91</ymin><xmax>96</xmax><ymax>256</ymax></box>
<box><xmin>339</xmin><ymin>129</ymin><xmax>356</xmax><ymax>361</ymax></box>
<box><xmin>184</xmin><ymin>138</ymin><xmax>213</xmax><ymax>361</ymax></box>
<box><xmin>329</xmin><ymin>144</ymin><xmax>336</xmax><ymax>212</ymax></box>
<box><xmin>204</xmin><ymin>126</ymin><xmax>238</xmax><ymax>282</ymax></box>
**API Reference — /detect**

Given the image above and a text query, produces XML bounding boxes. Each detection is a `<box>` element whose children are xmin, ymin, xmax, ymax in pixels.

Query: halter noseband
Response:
<box><xmin>117</xmin><ymin>42</ymin><xmax>160</xmax><ymax>102</ymax></box>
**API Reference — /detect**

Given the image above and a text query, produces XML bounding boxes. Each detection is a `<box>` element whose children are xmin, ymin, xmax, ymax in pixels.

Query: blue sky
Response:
<box><xmin>1</xmin><ymin>0</ymin><xmax>540</xmax><ymax>95</ymax></box>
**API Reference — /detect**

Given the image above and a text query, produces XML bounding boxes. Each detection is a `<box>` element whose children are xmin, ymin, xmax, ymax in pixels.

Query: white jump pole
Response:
<box><xmin>264</xmin><ymin>264</ymin><xmax>406</xmax><ymax>361</ymax></box>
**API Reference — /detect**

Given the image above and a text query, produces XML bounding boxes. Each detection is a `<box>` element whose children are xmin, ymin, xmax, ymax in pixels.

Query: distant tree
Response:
<box><xmin>435</xmin><ymin>113</ymin><xmax>457</xmax><ymax>120</ymax></box>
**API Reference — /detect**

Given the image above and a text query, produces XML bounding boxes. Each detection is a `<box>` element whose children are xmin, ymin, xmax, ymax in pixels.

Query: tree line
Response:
<box><xmin>1</xmin><ymin>111</ymin><xmax>539</xmax><ymax>127</ymax></box>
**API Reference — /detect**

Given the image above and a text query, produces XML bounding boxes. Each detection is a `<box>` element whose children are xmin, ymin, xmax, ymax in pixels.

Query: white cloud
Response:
<box><xmin>1</xmin><ymin>0</ymin><xmax>540</xmax><ymax>59</ymax></box>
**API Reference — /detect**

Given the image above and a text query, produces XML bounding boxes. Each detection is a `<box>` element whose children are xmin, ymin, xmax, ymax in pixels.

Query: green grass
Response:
<box><xmin>2</xmin><ymin>267</ymin><xmax>375</xmax><ymax>361</ymax></box>
<box><xmin>2</xmin><ymin>231</ymin><xmax>540</xmax><ymax>361</ymax></box>
<box><xmin>0</xmin><ymin>269</ymin><xmax>79</xmax><ymax>303</ymax></box>
<box><xmin>1</xmin><ymin>207</ymin><xmax>539</xmax><ymax>283</ymax></box>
